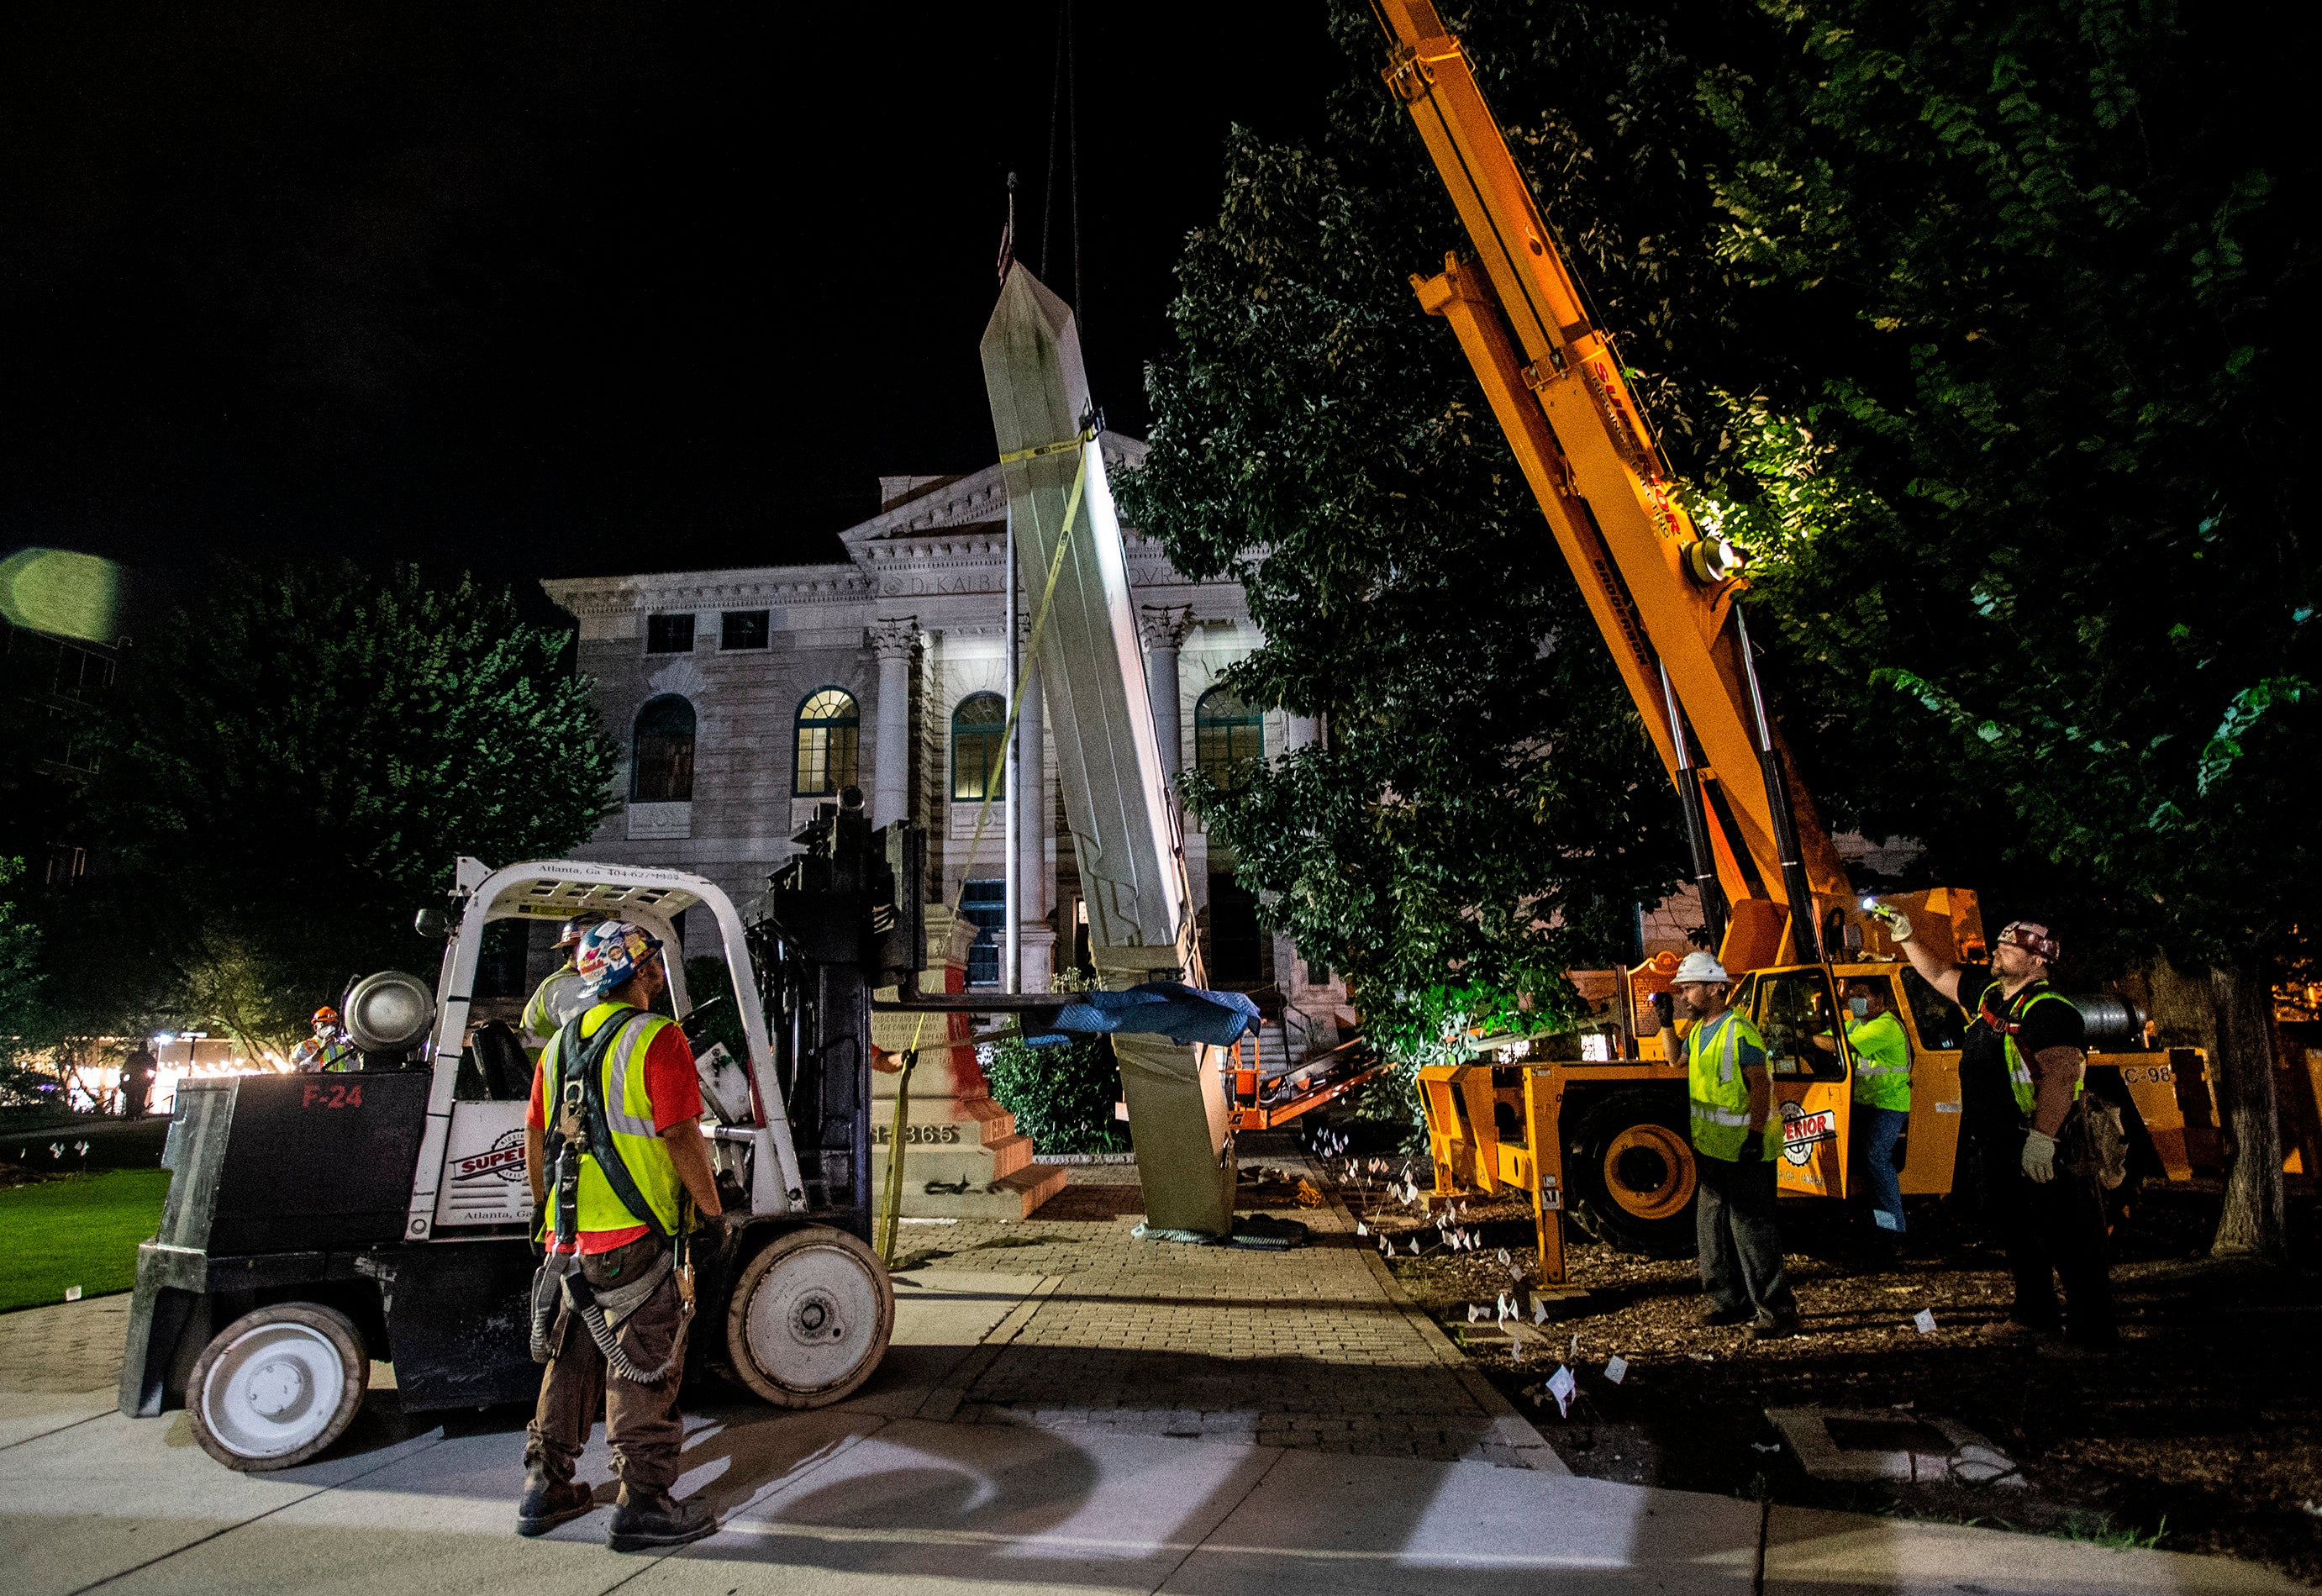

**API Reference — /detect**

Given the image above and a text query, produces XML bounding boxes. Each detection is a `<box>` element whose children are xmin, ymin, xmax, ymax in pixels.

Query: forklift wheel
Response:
<box><xmin>726</xmin><ymin>1226</ymin><xmax>894</xmax><ymax>1409</ymax></box>
<box><xmin>187</xmin><ymin>1303</ymin><xmax>367</xmax><ymax>1472</ymax></box>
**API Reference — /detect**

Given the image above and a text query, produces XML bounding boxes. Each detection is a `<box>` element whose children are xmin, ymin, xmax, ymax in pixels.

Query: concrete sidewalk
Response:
<box><xmin>0</xmin><ymin>1375</ymin><xmax>2296</xmax><ymax>1594</ymax></box>
<box><xmin>0</xmin><ymin>1156</ymin><xmax>2303</xmax><ymax>1593</ymax></box>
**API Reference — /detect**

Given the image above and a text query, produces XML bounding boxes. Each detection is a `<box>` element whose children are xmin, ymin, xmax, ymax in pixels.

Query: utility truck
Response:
<box><xmin>122</xmin><ymin>795</ymin><xmax>923</xmax><ymax>1470</ymax></box>
<box><xmin>1371</xmin><ymin>1</ymin><xmax>2224</xmax><ymax>1281</ymax></box>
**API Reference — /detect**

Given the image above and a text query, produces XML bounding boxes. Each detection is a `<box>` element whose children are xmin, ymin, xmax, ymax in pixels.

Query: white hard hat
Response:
<box><xmin>1673</xmin><ymin>951</ymin><xmax>1730</xmax><ymax>984</ymax></box>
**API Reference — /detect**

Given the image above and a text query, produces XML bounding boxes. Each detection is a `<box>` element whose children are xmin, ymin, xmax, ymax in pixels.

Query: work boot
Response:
<box><xmin>1696</xmin><ymin>1303</ymin><xmax>1753</xmax><ymax>1327</ymax></box>
<box><xmin>607</xmin><ymin>1488</ymin><xmax>716</xmax><ymax>1552</ymax></box>
<box><xmin>515</xmin><ymin>1472</ymin><xmax>594</xmax><ymax>1536</ymax></box>
<box><xmin>1742</xmin><ymin>1309</ymin><xmax>1801</xmax><ymax>1342</ymax></box>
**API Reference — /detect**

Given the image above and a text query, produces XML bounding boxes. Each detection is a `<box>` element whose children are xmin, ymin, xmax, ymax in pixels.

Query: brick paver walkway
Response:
<box><xmin>887</xmin><ymin>1141</ymin><xmax>1556</xmax><ymax>1467</ymax></box>
<box><xmin>0</xmin><ymin>1293</ymin><xmax>128</xmax><ymax>1394</ymax></box>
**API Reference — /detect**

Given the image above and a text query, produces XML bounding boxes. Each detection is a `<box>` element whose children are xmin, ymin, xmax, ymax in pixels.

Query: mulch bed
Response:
<box><xmin>1319</xmin><ymin>1148</ymin><xmax>2322</xmax><ymax>1585</ymax></box>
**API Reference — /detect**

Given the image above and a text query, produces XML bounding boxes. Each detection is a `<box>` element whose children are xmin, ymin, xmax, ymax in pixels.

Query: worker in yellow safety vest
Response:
<box><xmin>289</xmin><ymin>1006</ymin><xmax>357</xmax><ymax>1073</ymax></box>
<box><xmin>1842</xmin><ymin>978</ymin><xmax>1913</xmax><ymax>1246</ymax></box>
<box><xmin>1677</xmin><ymin>951</ymin><xmax>1800</xmax><ymax>1341</ymax></box>
<box><xmin>1876</xmin><ymin>907</ymin><xmax>2110</xmax><ymax>1347</ymax></box>
<box><xmin>522</xmin><ymin>914</ymin><xmax>605</xmax><ymax>1058</ymax></box>
<box><xmin>518</xmin><ymin>919</ymin><xmax>724</xmax><ymax>1551</ymax></box>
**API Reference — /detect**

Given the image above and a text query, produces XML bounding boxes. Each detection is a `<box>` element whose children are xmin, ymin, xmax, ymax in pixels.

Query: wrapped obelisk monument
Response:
<box><xmin>979</xmin><ymin>264</ymin><xmax>1235</xmax><ymax>1237</ymax></box>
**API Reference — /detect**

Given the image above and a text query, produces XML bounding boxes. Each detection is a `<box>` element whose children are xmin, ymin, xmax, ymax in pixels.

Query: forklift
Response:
<box><xmin>121</xmin><ymin>792</ymin><xmax>926</xmax><ymax>1471</ymax></box>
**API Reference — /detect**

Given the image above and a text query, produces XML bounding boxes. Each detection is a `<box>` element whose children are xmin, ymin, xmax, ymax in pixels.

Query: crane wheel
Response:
<box><xmin>1567</xmin><ymin>1090</ymin><xmax>1698</xmax><ymax>1256</ymax></box>
<box><xmin>725</xmin><ymin>1225</ymin><xmax>894</xmax><ymax>1409</ymax></box>
<box><xmin>186</xmin><ymin>1303</ymin><xmax>368</xmax><ymax>1472</ymax></box>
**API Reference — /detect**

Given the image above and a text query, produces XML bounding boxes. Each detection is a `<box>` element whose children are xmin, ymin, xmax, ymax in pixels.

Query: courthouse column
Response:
<box><xmin>866</xmin><ymin>618</ymin><xmax>919</xmax><ymax>829</ymax></box>
<box><xmin>1140</xmin><ymin>605</ymin><xmax>1195</xmax><ymax>782</ymax></box>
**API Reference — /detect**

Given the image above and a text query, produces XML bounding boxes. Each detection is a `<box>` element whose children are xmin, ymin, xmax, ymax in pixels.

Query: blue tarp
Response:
<box><xmin>1023</xmin><ymin>982</ymin><xmax>1261</xmax><ymax>1049</ymax></box>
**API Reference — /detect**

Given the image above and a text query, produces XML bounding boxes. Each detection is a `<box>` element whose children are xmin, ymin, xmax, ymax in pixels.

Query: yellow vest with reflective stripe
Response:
<box><xmin>1993</xmin><ymin>988</ymin><xmax>2080</xmax><ymax>1119</ymax></box>
<box><xmin>544</xmin><ymin>1002</ymin><xmax>687</xmax><ymax>1238</ymax></box>
<box><xmin>1846</xmin><ymin>1011</ymin><xmax>1912</xmax><ymax>1111</ymax></box>
<box><xmin>1688</xmin><ymin>1009</ymin><xmax>1774</xmax><ymax>1163</ymax></box>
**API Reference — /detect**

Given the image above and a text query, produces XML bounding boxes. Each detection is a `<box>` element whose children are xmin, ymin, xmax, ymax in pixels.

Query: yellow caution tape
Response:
<box><xmin>997</xmin><ymin>427</ymin><xmax>1096</xmax><ymax>466</ymax></box>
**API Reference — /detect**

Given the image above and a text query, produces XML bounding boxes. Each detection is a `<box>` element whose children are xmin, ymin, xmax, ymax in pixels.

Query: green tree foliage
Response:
<box><xmin>0</xmin><ymin>859</ymin><xmax>50</xmax><ymax>1108</ymax></box>
<box><xmin>48</xmin><ymin>562</ymin><xmax>618</xmax><ymax>1054</ymax></box>
<box><xmin>982</xmin><ymin>1035</ymin><xmax>1127</xmax><ymax>1156</ymax></box>
<box><xmin>1690</xmin><ymin>1</ymin><xmax>2311</xmax><ymax>1255</ymax></box>
<box><xmin>1697</xmin><ymin>0</ymin><xmax>2313</xmax><ymax>970</ymax></box>
<box><xmin>1121</xmin><ymin>20</ymin><xmax>1705</xmax><ymax>1104</ymax></box>
<box><xmin>1140</xmin><ymin>0</ymin><xmax>2310</xmax><ymax>1234</ymax></box>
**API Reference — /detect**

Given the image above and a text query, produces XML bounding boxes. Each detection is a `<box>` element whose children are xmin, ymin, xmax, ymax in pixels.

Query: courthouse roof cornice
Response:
<box><xmin>544</xmin><ymin>434</ymin><xmax>1166</xmax><ymax>620</ymax></box>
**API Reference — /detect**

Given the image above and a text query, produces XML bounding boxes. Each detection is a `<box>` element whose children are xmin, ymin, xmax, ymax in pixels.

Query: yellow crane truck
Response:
<box><xmin>1368</xmin><ymin>1</ymin><xmax>2228</xmax><ymax>1283</ymax></box>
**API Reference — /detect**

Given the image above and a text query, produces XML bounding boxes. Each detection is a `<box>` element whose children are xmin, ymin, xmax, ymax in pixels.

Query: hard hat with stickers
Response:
<box><xmin>575</xmin><ymin>919</ymin><xmax>662</xmax><ymax>998</ymax></box>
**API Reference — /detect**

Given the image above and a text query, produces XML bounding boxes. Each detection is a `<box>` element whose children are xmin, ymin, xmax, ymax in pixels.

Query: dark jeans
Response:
<box><xmin>1964</xmin><ymin>1119</ymin><xmax>2114</xmax><ymax>1341</ymax></box>
<box><xmin>524</xmin><ymin>1235</ymin><xmax>690</xmax><ymax>1497</ymax></box>
<box><xmin>1854</xmin><ymin>1106</ymin><xmax>1909</xmax><ymax>1235</ymax></box>
<box><xmin>1696</xmin><ymin>1149</ymin><xmax>1798</xmax><ymax>1319</ymax></box>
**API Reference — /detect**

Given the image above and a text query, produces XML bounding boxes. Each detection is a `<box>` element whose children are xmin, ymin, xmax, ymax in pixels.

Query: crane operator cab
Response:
<box><xmin>121</xmin><ymin>798</ymin><xmax>923</xmax><ymax>1472</ymax></box>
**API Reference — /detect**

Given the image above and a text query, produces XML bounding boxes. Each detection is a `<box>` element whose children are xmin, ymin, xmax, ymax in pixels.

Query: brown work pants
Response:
<box><xmin>524</xmin><ymin>1235</ymin><xmax>688</xmax><ymax>1495</ymax></box>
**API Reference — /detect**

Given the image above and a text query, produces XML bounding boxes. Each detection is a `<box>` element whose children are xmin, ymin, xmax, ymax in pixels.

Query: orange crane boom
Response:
<box><xmin>1374</xmin><ymin>0</ymin><xmax>1851</xmax><ymax>971</ymax></box>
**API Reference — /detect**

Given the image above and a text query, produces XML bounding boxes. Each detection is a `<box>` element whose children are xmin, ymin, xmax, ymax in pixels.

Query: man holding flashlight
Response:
<box><xmin>1872</xmin><ymin>905</ymin><xmax>2112</xmax><ymax>1346</ymax></box>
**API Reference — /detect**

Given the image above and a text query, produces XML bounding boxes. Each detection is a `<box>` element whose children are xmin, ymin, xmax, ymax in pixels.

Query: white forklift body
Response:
<box><xmin>122</xmin><ymin>821</ymin><xmax>912</xmax><ymax>1472</ymax></box>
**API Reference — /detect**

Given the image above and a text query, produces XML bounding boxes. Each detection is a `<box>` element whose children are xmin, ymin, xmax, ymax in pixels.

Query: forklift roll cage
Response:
<box><xmin>407</xmin><ymin>856</ymin><xmax>808</xmax><ymax>1246</ymax></box>
<box><xmin>123</xmin><ymin>829</ymin><xmax>915</xmax><ymax>1471</ymax></box>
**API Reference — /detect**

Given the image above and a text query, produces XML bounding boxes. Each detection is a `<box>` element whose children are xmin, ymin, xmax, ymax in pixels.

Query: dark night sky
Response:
<box><xmin>0</xmin><ymin>4</ymin><xmax>1340</xmax><ymax>609</ymax></box>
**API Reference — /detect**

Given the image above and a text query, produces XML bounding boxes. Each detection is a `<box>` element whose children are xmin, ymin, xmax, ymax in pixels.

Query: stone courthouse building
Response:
<box><xmin>540</xmin><ymin>433</ymin><xmax>1351</xmax><ymax>1061</ymax></box>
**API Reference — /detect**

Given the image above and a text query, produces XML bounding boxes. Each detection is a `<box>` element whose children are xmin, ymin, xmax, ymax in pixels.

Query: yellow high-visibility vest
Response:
<box><xmin>1688</xmin><ymin>1009</ymin><xmax>1774</xmax><ymax>1163</ymax></box>
<box><xmin>543</xmin><ymin>1002</ymin><xmax>687</xmax><ymax>1238</ymax></box>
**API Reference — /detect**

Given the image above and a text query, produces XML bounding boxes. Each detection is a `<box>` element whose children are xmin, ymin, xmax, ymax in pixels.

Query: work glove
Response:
<box><xmin>1869</xmin><ymin>904</ymin><xmax>1914</xmax><ymax>944</ymax></box>
<box><xmin>2020</xmin><ymin>1129</ymin><xmax>2056</xmax><ymax>1184</ymax></box>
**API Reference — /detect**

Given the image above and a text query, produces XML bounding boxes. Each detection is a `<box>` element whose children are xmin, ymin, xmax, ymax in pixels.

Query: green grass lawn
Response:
<box><xmin>0</xmin><ymin>1169</ymin><xmax>171</xmax><ymax>1314</ymax></box>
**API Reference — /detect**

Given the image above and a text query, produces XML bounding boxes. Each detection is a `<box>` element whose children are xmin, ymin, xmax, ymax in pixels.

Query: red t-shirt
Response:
<box><xmin>529</xmin><ymin>1009</ymin><xmax>704</xmax><ymax>1254</ymax></box>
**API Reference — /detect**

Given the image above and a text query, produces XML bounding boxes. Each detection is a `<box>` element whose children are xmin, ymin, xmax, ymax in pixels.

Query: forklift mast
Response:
<box><xmin>753</xmin><ymin>791</ymin><xmax>924</xmax><ymax>1239</ymax></box>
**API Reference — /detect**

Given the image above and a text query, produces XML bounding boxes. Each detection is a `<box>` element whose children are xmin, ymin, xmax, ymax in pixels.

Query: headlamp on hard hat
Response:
<box><xmin>1995</xmin><ymin>921</ymin><xmax>2060</xmax><ymax>964</ymax></box>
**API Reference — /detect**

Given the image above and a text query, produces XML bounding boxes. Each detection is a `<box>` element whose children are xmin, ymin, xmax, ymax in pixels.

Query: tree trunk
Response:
<box><xmin>2209</xmin><ymin>953</ymin><xmax>2287</xmax><ymax>1262</ymax></box>
<box><xmin>2140</xmin><ymin>951</ymin><xmax>2219</xmax><ymax>1056</ymax></box>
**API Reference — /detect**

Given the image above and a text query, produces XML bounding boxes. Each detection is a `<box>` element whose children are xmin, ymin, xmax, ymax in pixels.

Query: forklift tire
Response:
<box><xmin>726</xmin><ymin>1226</ymin><xmax>894</xmax><ymax>1409</ymax></box>
<box><xmin>1567</xmin><ymin>1090</ymin><xmax>1698</xmax><ymax>1256</ymax></box>
<box><xmin>186</xmin><ymin>1303</ymin><xmax>368</xmax><ymax>1472</ymax></box>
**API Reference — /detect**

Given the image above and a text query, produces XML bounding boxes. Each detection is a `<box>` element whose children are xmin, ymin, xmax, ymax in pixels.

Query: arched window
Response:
<box><xmin>951</xmin><ymin>692</ymin><xmax>1008</xmax><ymax>802</ymax></box>
<box><xmin>632</xmin><ymin>695</ymin><xmax>696</xmax><ymax>803</ymax></box>
<box><xmin>792</xmin><ymin>687</ymin><xmax>860</xmax><ymax>797</ymax></box>
<box><xmin>1194</xmin><ymin>687</ymin><xmax>1264</xmax><ymax>790</ymax></box>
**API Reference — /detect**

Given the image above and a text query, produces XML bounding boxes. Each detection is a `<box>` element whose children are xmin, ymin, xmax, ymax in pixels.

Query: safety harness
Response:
<box><xmin>1975</xmin><ymin>981</ymin><xmax>2081</xmax><ymax>1119</ymax></box>
<box><xmin>528</xmin><ymin>1007</ymin><xmax>695</xmax><ymax>1383</ymax></box>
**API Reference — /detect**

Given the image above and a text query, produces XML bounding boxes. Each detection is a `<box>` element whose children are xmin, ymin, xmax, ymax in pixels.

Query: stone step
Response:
<box><xmin>866</xmin><ymin>1097</ymin><xmax>1019</xmax><ymax>1148</ymax></box>
<box><xmin>870</xmin><ymin>1135</ymin><xmax>1034</xmax><ymax>1190</ymax></box>
<box><xmin>880</xmin><ymin>1160</ymin><xmax>1067</xmax><ymax>1220</ymax></box>
<box><xmin>872</xmin><ymin>1142</ymin><xmax>1067</xmax><ymax>1217</ymax></box>
<box><xmin>983</xmin><ymin>1130</ymin><xmax>1034</xmax><ymax>1179</ymax></box>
